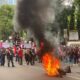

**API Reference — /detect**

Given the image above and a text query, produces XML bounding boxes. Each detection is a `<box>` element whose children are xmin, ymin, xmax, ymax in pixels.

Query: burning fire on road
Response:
<box><xmin>42</xmin><ymin>52</ymin><xmax>71</xmax><ymax>77</ymax></box>
<box><xmin>40</xmin><ymin>41</ymin><xmax>71</xmax><ymax>77</ymax></box>
<box><xmin>42</xmin><ymin>53</ymin><xmax>60</xmax><ymax>76</ymax></box>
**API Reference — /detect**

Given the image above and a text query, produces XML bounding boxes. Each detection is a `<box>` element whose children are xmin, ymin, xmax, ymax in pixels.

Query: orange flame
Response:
<box><xmin>42</xmin><ymin>53</ymin><xmax>60</xmax><ymax>76</ymax></box>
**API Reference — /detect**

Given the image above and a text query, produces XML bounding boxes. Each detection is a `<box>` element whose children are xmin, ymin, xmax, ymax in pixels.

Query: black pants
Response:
<box><xmin>8</xmin><ymin>57</ymin><xmax>14</xmax><ymax>67</ymax></box>
<box><xmin>19</xmin><ymin>57</ymin><xmax>23</xmax><ymax>65</ymax></box>
<box><xmin>74</xmin><ymin>57</ymin><xmax>78</xmax><ymax>64</ymax></box>
<box><xmin>1</xmin><ymin>56</ymin><xmax>5</xmax><ymax>66</ymax></box>
<box><xmin>16</xmin><ymin>55</ymin><xmax>19</xmax><ymax>62</ymax></box>
<box><xmin>31</xmin><ymin>55</ymin><xmax>35</xmax><ymax>65</ymax></box>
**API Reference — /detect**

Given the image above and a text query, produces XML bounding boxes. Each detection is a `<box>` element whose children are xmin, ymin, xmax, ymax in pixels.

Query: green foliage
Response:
<box><xmin>0</xmin><ymin>5</ymin><xmax>14</xmax><ymax>40</ymax></box>
<box><xmin>69</xmin><ymin>5</ymin><xmax>75</xmax><ymax>30</ymax></box>
<box><xmin>55</xmin><ymin>7</ymin><xmax>72</xmax><ymax>35</ymax></box>
<box><xmin>74</xmin><ymin>0</ymin><xmax>80</xmax><ymax>6</ymax></box>
<box><xmin>74</xmin><ymin>0</ymin><xmax>80</xmax><ymax>38</ymax></box>
<box><xmin>55</xmin><ymin>0</ymin><xmax>80</xmax><ymax>36</ymax></box>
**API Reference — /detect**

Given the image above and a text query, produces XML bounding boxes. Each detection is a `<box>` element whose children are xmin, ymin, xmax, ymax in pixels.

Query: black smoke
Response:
<box><xmin>14</xmin><ymin>0</ymin><xmax>63</xmax><ymax>55</ymax></box>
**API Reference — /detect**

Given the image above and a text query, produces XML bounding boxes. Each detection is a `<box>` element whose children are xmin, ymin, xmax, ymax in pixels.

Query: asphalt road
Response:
<box><xmin>0</xmin><ymin>61</ymin><xmax>79</xmax><ymax>80</ymax></box>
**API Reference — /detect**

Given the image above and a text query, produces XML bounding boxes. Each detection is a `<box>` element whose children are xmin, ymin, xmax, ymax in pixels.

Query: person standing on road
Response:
<box><xmin>1</xmin><ymin>48</ymin><xmax>6</xmax><ymax>66</ymax></box>
<box><xmin>6</xmin><ymin>48</ymin><xmax>15</xmax><ymax>67</ymax></box>
<box><xmin>18</xmin><ymin>47</ymin><xmax>23</xmax><ymax>65</ymax></box>
<box><xmin>0</xmin><ymin>49</ymin><xmax>2</xmax><ymax>65</ymax></box>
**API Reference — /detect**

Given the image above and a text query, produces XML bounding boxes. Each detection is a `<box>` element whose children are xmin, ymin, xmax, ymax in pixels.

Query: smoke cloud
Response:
<box><xmin>14</xmin><ymin>0</ymin><xmax>64</xmax><ymax>54</ymax></box>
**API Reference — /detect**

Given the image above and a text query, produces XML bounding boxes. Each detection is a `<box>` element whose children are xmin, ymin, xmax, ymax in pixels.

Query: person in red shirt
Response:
<box><xmin>18</xmin><ymin>47</ymin><xmax>23</xmax><ymax>65</ymax></box>
<box><xmin>13</xmin><ymin>46</ymin><xmax>16</xmax><ymax>57</ymax></box>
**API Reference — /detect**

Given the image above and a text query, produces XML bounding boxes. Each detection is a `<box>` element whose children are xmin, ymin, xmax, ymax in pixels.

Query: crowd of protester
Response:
<box><xmin>0</xmin><ymin>39</ymin><xmax>41</xmax><ymax>67</ymax></box>
<box><xmin>0</xmin><ymin>37</ymin><xmax>80</xmax><ymax>68</ymax></box>
<box><xmin>58</xmin><ymin>45</ymin><xmax>80</xmax><ymax>64</ymax></box>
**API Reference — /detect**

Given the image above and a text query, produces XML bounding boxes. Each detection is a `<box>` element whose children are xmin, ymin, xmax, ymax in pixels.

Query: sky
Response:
<box><xmin>63</xmin><ymin>0</ymin><xmax>74</xmax><ymax>7</ymax></box>
<box><xmin>0</xmin><ymin>0</ymin><xmax>16</xmax><ymax>5</ymax></box>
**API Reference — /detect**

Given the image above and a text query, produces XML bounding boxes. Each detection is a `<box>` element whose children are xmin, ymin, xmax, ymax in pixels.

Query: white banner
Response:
<box><xmin>69</xmin><ymin>31</ymin><xmax>79</xmax><ymax>40</ymax></box>
<box><xmin>2</xmin><ymin>42</ymin><xmax>10</xmax><ymax>48</ymax></box>
<box><xmin>24</xmin><ymin>43</ymin><xmax>31</xmax><ymax>48</ymax></box>
<box><xmin>2</xmin><ymin>42</ymin><xmax>13</xmax><ymax>48</ymax></box>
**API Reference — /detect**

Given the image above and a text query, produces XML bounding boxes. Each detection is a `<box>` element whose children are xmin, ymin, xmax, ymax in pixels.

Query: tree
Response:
<box><xmin>69</xmin><ymin>5</ymin><xmax>75</xmax><ymax>30</ymax></box>
<box><xmin>0</xmin><ymin>5</ymin><xmax>14</xmax><ymax>40</ymax></box>
<box><xmin>74</xmin><ymin>0</ymin><xmax>80</xmax><ymax>39</ymax></box>
<box><xmin>54</xmin><ymin>7</ymin><xmax>72</xmax><ymax>37</ymax></box>
<box><xmin>41</xmin><ymin>0</ymin><xmax>80</xmax><ymax>41</ymax></box>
